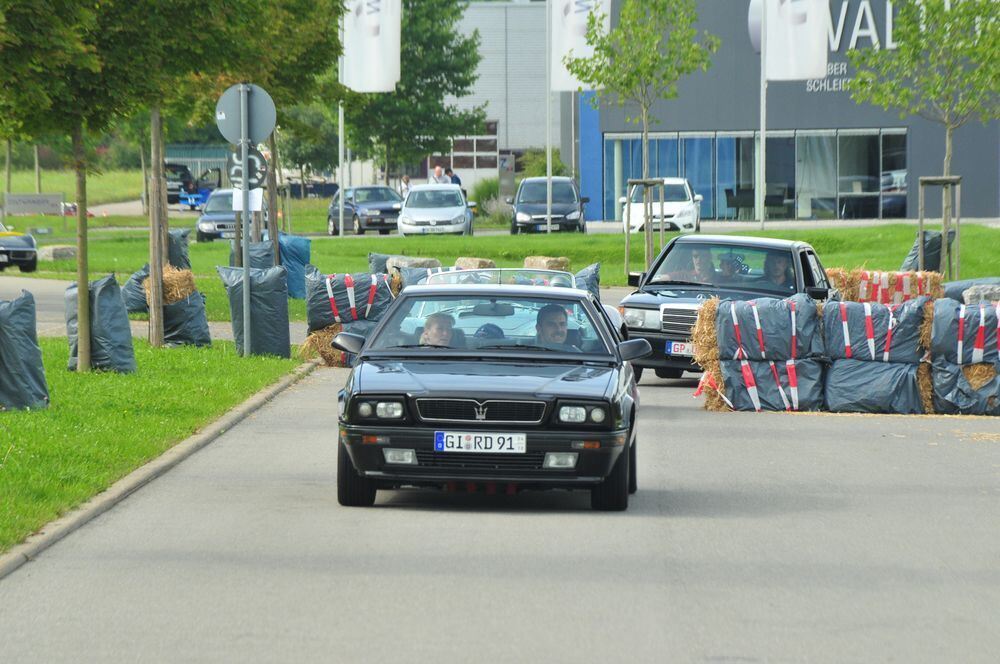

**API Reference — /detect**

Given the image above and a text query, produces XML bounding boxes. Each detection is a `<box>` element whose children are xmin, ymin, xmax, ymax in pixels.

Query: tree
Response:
<box><xmin>280</xmin><ymin>104</ymin><xmax>340</xmax><ymax>197</ymax></box>
<box><xmin>849</xmin><ymin>0</ymin><xmax>998</xmax><ymax>275</ymax></box>
<box><xmin>345</xmin><ymin>0</ymin><xmax>485</xmax><ymax>180</ymax></box>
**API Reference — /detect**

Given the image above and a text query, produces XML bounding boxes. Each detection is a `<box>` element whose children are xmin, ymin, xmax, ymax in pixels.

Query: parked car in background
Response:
<box><xmin>619</xmin><ymin>235</ymin><xmax>833</xmax><ymax>381</ymax></box>
<box><xmin>620</xmin><ymin>177</ymin><xmax>702</xmax><ymax>233</ymax></box>
<box><xmin>397</xmin><ymin>184</ymin><xmax>474</xmax><ymax>237</ymax></box>
<box><xmin>507</xmin><ymin>176</ymin><xmax>588</xmax><ymax>234</ymax></box>
<box><xmin>195</xmin><ymin>189</ymin><xmax>238</xmax><ymax>242</ymax></box>
<box><xmin>165</xmin><ymin>163</ymin><xmax>194</xmax><ymax>205</ymax></box>
<box><xmin>327</xmin><ymin>185</ymin><xmax>404</xmax><ymax>236</ymax></box>
<box><xmin>332</xmin><ymin>283</ymin><xmax>651</xmax><ymax>510</ymax></box>
<box><xmin>0</xmin><ymin>221</ymin><xmax>38</xmax><ymax>272</ymax></box>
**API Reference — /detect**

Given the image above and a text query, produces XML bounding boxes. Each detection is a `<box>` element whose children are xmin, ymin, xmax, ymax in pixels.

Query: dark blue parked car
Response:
<box><xmin>327</xmin><ymin>185</ymin><xmax>404</xmax><ymax>236</ymax></box>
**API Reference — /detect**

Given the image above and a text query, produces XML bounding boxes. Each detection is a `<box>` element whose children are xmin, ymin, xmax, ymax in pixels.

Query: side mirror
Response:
<box><xmin>504</xmin><ymin>196</ymin><xmax>513</xmax><ymax>205</ymax></box>
<box><xmin>618</xmin><ymin>338</ymin><xmax>653</xmax><ymax>362</ymax></box>
<box><xmin>581</xmin><ymin>196</ymin><xmax>590</xmax><ymax>204</ymax></box>
<box><xmin>694</xmin><ymin>194</ymin><xmax>704</xmax><ymax>203</ymax></box>
<box><xmin>627</xmin><ymin>271</ymin><xmax>645</xmax><ymax>287</ymax></box>
<box><xmin>331</xmin><ymin>332</ymin><xmax>366</xmax><ymax>355</ymax></box>
<box><xmin>467</xmin><ymin>200</ymin><xmax>477</xmax><ymax>208</ymax></box>
<box><xmin>806</xmin><ymin>286</ymin><xmax>829</xmax><ymax>300</ymax></box>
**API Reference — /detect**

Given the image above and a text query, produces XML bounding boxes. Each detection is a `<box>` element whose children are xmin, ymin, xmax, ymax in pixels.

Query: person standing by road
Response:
<box><xmin>445</xmin><ymin>168</ymin><xmax>462</xmax><ymax>187</ymax></box>
<box><xmin>429</xmin><ymin>165</ymin><xmax>450</xmax><ymax>184</ymax></box>
<box><xmin>399</xmin><ymin>174</ymin><xmax>411</xmax><ymax>199</ymax></box>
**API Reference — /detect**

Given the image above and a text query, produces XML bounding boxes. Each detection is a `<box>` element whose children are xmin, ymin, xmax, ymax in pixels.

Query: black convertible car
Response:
<box><xmin>332</xmin><ymin>284</ymin><xmax>651</xmax><ymax>511</ymax></box>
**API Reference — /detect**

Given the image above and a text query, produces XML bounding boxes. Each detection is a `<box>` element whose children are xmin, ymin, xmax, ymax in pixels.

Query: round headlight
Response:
<box><xmin>376</xmin><ymin>401</ymin><xmax>403</xmax><ymax>418</ymax></box>
<box><xmin>515</xmin><ymin>212</ymin><xmax>531</xmax><ymax>222</ymax></box>
<box><xmin>358</xmin><ymin>402</ymin><xmax>374</xmax><ymax>418</ymax></box>
<box><xmin>589</xmin><ymin>407</ymin><xmax>607</xmax><ymax>423</ymax></box>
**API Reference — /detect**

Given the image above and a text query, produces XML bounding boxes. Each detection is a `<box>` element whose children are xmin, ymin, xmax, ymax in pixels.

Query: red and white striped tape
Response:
<box><xmin>957</xmin><ymin>304</ymin><xmax>966</xmax><ymax>365</ymax></box>
<box><xmin>839</xmin><ymin>302</ymin><xmax>853</xmax><ymax>359</ymax></box>
<box><xmin>786</xmin><ymin>300</ymin><xmax>799</xmax><ymax>410</ymax></box>
<box><xmin>730</xmin><ymin>302</ymin><xmax>760</xmax><ymax>412</ymax></box>
<box><xmin>882</xmin><ymin>305</ymin><xmax>898</xmax><ymax>362</ymax></box>
<box><xmin>863</xmin><ymin>302</ymin><xmax>877</xmax><ymax>360</ymax></box>
<box><xmin>324</xmin><ymin>276</ymin><xmax>342</xmax><ymax>323</ymax></box>
<box><xmin>972</xmin><ymin>303</ymin><xmax>986</xmax><ymax>364</ymax></box>
<box><xmin>344</xmin><ymin>274</ymin><xmax>358</xmax><ymax>320</ymax></box>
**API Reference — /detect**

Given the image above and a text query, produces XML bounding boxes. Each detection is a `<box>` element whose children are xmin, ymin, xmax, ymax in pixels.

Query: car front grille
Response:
<box><xmin>416</xmin><ymin>399</ymin><xmax>546</xmax><ymax>424</ymax></box>
<box><xmin>660</xmin><ymin>306</ymin><xmax>700</xmax><ymax>338</ymax></box>
<box><xmin>413</xmin><ymin>450</ymin><xmax>545</xmax><ymax>471</ymax></box>
<box><xmin>9</xmin><ymin>250</ymin><xmax>34</xmax><ymax>259</ymax></box>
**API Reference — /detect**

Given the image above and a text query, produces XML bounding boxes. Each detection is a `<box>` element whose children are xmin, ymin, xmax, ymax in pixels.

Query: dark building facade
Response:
<box><xmin>569</xmin><ymin>0</ymin><xmax>999</xmax><ymax>222</ymax></box>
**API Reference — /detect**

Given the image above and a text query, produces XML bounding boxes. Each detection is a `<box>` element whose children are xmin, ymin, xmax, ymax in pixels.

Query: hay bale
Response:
<box><xmin>917</xmin><ymin>363</ymin><xmax>934</xmax><ymax>414</ymax></box>
<box><xmin>524</xmin><ymin>256</ymin><xmax>570</xmax><ymax>271</ymax></box>
<box><xmin>962</xmin><ymin>363</ymin><xmax>997</xmax><ymax>391</ymax></box>
<box><xmin>827</xmin><ymin>268</ymin><xmax>942</xmax><ymax>302</ymax></box>
<box><xmin>143</xmin><ymin>265</ymin><xmax>196</xmax><ymax>305</ymax></box>
<box><xmin>389</xmin><ymin>272</ymin><xmax>403</xmax><ymax>296</ymax></box>
<box><xmin>299</xmin><ymin>324</ymin><xmax>350</xmax><ymax>367</ymax></box>
<box><xmin>691</xmin><ymin>298</ymin><xmax>728</xmax><ymax>411</ymax></box>
<box><xmin>38</xmin><ymin>245</ymin><xmax>76</xmax><ymax>261</ymax></box>
<box><xmin>919</xmin><ymin>300</ymin><xmax>934</xmax><ymax>354</ymax></box>
<box><xmin>826</xmin><ymin>268</ymin><xmax>859</xmax><ymax>301</ymax></box>
<box><xmin>455</xmin><ymin>257</ymin><xmax>496</xmax><ymax>270</ymax></box>
<box><xmin>385</xmin><ymin>255</ymin><xmax>441</xmax><ymax>272</ymax></box>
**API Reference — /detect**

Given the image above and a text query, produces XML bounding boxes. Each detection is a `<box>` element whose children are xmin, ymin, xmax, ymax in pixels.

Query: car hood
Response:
<box><xmin>402</xmin><ymin>206</ymin><xmax>466</xmax><ymax>221</ymax></box>
<box><xmin>356</xmin><ymin>360</ymin><xmax>615</xmax><ymax>399</ymax></box>
<box><xmin>622</xmin><ymin>285</ymin><xmax>782</xmax><ymax>308</ymax></box>
<box><xmin>354</xmin><ymin>201</ymin><xmax>402</xmax><ymax>212</ymax></box>
<box><xmin>515</xmin><ymin>202</ymin><xmax>579</xmax><ymax>215</ymax></box>
<box><xmin>0</xmin><ymin>232</ymin><xmax>35</xmax><ymax>248</ymax></box>
<box><xmin>624</xmin><ymin>201</ymin><xmax>692</xmax><ymax>215</ymax></box>
<box><xmin>197</xmin><ymin>212</ymin><xmax>238</xmax><ymax>222</ymax></box>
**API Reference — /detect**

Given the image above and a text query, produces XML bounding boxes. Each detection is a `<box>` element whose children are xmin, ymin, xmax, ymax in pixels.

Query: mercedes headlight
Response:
<box><xmin>566</xmin><ymin>211</ymin><xmax>581</xmax><ymax>220</ymax></box>
<box><xmin>515</xmin><ymin>212</ymin><xmax>531</xmax><ymax>223</ymax></box>
<box><xmin>623</xmin><ymin>307</ymin><xmax>659</xmax><ymax>330</ymax></box>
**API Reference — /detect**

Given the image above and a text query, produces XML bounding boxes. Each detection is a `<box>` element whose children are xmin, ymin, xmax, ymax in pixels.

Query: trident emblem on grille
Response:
<box><xmin>474</xmin><ymin>404</ymin><xmax>488</xmax><ymax>420</ymax></box>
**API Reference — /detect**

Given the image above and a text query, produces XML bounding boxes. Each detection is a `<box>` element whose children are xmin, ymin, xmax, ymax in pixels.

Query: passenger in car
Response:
<box><xmin>761</xmin><ymin>253</ymin><xmax>796</xmax><ymax>291</ymax></box>
<box><xmin>420</xmin><ymin>312</ymin><xmax>455</xmax><ymax>346</ymax></box>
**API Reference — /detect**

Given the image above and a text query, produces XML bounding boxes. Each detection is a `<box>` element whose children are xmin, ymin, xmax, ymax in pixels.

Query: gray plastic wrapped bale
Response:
<box><xmin>395</xmin><ymin>265</ymin><xmax>459</xmax><ymax>291</ymax></box>
<box><xmin>122</xmin><ymin>264</ymin><xmax>150</xmax><ymax>313</ymax></box>
<box><xmin>931</xmin><ymin>299</ymin><xmax>999</xmax><ymax>365</ymax></box>
<box><xmin>715</xmin><ymin>294</ymin><xmax>824</xmax><ymax>362</ymax></box>
<box><xmin>65</xmin><ymin>275</ymin><xmax>137</xmax><ymax>373</ymax></box>
<box><xmin>942</xmin><ymin>277</ymin><xmax>1000</xmax><ymax>303</ymax></box>
<box><xmin>824</xmin><ymin>359</ymin><xmax>924</xmax><ymax>414</ymax></box>
<box><xmin>163</xmin><ymin>292</ymin><xmax>212</xmax><ymax>347</ymax></box>
<box><xmin>216</xmin><ymin>266</ymin><xmax>290</xmax><ymax>358</ymax></box>
<box><xmin>823</xmin><ymin>297</ymin><xmax>930</xmax><ymax>364</ymax></box>
<box><xmin>305</xmin><ymin>265</ymin><xmax>394</xmax><ymax>333</ymax></box>
<box><xmin>168</xmin><ymin>228</ymin><xmax>192</xmax><ymax>270</ymax></box>
<box><xmin>0</xmin><ymin>291</ymin><xmax>49</xmax><ymax>410</ymax></box>
<box><xmin>574</xmin><ymin>263</ymin><xmax>600</xmax><ymax>301</ymax></box>
<box><xmin>719</xmin><ymin>358</ymin><xmax>824</xmax><ymax>411</ymax></box>
<box><xmin>931</xmin><ymin>357</ymin><xmax>1000</xmax><ymax>416</ymax></box>
<box><xmin>229</xmin><ymin>239</ymin><xmax>276</xmax><ymax>269</ymax></box>
<box><xmin>900</xmin><ymin>229</ymin><xmax>954</xmax><ymax>272</ymax></box>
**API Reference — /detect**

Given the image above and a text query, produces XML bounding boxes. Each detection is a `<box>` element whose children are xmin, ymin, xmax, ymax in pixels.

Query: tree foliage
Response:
<box><xmin>344</xmin><ymin>0</ymin><xmax>485</xmax><ymax>174</ymax></box>
<box><xmin>849</xmin><ymin>0</ymin><xmax>999</xmax><ymax>175</ymax></box>
<box><xmin>280</xmin><ymin>104</ymin><xmax>340</xmax><ymax>174</ymax></box>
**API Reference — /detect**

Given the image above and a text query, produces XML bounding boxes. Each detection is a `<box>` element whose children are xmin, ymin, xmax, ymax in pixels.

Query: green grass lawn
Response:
<box><xmin>2</xmin><ymin>169</ymin><xmax>144</xmax><ymax>206</ymax></box>
<box><xmin>0</xmin><ymin>338</ymin><xmax>300</xmax><ymax>554</ymax></box>
<box><xmin>14</xmin><ymin>224</ymin><xmax>1000</xmax><ymax>322</ymax></box>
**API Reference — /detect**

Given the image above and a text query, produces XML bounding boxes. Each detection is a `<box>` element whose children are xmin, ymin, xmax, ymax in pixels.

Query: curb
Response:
<box><xmin>0</xmin><ymin>360</ymin><xmax>321</xmax><ymax>582</ymax></box>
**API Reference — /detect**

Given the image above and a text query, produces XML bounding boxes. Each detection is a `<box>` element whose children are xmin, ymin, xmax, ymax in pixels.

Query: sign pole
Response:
<box><xmin>757</xmin><ymin>0</ymin><xmax>767</xmax><ymax>230</ymax></box>
<box><xmin>338</xmin><ymin>17</ymin><xmax>346</xmax><ymax>237</ymax></box>
<box><xmin>240</xmin><ymin>83</ymin><xmax>252</xmax><ymax>355</ymax></box>
<box><xmin>545</xmin><ymin>0</ymin><xmax>552</xmax><ymax>234</ymax></box>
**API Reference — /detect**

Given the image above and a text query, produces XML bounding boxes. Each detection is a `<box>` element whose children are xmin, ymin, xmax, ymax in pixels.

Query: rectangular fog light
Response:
<box><xmin>383</xmin><ymin>448</ymin><xmax>418</xmax><ymax>465</ymax></box>
<box><xmin>542</xmin><ymin>452</ymin><xmax>579</xmax><ymax>469</ymax></box>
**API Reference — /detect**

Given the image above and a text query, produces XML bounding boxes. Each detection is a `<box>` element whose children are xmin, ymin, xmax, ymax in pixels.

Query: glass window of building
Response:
<box><xmin>716</xmin><ymin>134</ymin><xmax>755</xmax><ymax>220</ymax></box>
<box><xmin>881</xmin><ymin>131</ymin><xmax>907</xmax><ymax>218</ymax></box>
<box><xmin>838</xmin><ymin>131</ymin><xmax>880</xmax><ymax>218</ymax></box>
<box><xmin>765</xmin><ymin>134</ymin><xmax>795</xmax><ymax>220</ymax></box>
<box><xmin>653</xmin><ymin>138</ymin><xmax>679</xmax><ymax>178</ymax></box>
<box><xmin>795</xmin><ymin>132</ymin><xmax>837</xmax><ymax>219</ymax></box>
<box><xmin>682</xmin><ymin>135</ymin><xmax>714</xmax><ymax>218</ymax></box>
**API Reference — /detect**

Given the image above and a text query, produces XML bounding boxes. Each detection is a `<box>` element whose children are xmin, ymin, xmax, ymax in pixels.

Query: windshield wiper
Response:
<box><xmin>477</xmin><ymin>344</ymin><xmax>564</xmax><ymax>352</ymax></box>
<box><xmin>647</xmin><ymin>279</ymin><xmax>714</xmax><ymax>288</ymax></box>
<box><xmin>383</xmin><ymin>344</ymin><xmax>451</xmax><ymax>349</ymax></box>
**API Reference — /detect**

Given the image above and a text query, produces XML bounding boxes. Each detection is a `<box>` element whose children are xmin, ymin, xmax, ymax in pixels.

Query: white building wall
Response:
<box><xmin>450</xmin><ymin>1</ymin><xmax>562</xmax><ymax>151</ymax></box>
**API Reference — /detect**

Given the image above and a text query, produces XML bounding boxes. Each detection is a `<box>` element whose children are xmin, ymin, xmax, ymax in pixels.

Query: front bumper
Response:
<box><xmin>625</xmin><ymin>328</ymin><xmax>700</xmax><ymax>371</ymax></box>
<box><xmin>359</xmin><ymin>214</ymin><xmax>398</xmax><ymax>230</ymax></box>
<box><xmin>0</xmin><ymin>248</ymin><xmax>36</xmax><ymax>268</ymax></box>
<box><xmin>514</xmin><ymin>219</ymin><xmax>580</xmax><ymax>232</ymax></box>
<box><xmin>399</xmin><ymin>221</ymin><xmax>466</xmax><ymax>235</ymax></box>
<box><xmin>627</xmin><ymin>217</ymin><xmax>696</xmax><ymax>233</ymax></box>
<box><xmin>340</xmin><ymin>424</ymin><xmax>627</xmax><ymax>488</ymax></box>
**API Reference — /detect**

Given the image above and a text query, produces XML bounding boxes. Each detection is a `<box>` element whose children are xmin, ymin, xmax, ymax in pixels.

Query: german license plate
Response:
<box><xmin>535</xmin><ymin>224</ymin><xmax>549</xmax><ymax>231</ymax></box>
<box><xmin>665</xmin><ymin>341</ymin><xmax>693</xmax><ymax>357</ymax></box>
<box><xmin>221</xmin><ymin>231</ymin><xmax>236</xmax><ymax>239</ymax></box>
<box><xmin>434</xmin><ymin>431</ymin><xmax>526</xmax><ymax>454</ymax></box>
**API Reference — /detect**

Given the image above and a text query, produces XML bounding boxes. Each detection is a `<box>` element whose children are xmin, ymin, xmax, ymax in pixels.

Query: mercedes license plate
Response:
<box><xmin>434</xmin><ymin>431</ymin><xmax>526</xmax><ymax>454</ymax></box>
<box><xmin>665</xmin><ymin>341</ymin><xmax>693</xmax><ymax>357</ymax></box>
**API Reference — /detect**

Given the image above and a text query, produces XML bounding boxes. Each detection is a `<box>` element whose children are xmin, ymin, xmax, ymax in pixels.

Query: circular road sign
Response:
<box><xmin>215</xmin><ymin>83</ymin><xmax>276</xmax><ymax>145</ymax></box>
<box><xmin>227</xmin><ymin>147</ymin><xmax>269</xmax><ymax>190</ymax></box>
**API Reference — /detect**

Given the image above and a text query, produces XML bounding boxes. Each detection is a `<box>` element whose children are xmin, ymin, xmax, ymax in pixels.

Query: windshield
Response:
<box><xmin>204</xmin><ymin>192</ymin><xmax>233</xmax><ymax>213</ymax></box>
<box><xmin>165</xmin><ymin>165</ymin><xmax>191</xmax><ymax>182</ymax></box>
<box><xmin>517</xmin><ymin>181</ymin><xmax>578</xmax><ymax>204</ymax></box>
<box><xmin>649</xmin><ymin>243</ymin><xmax>797</xmax><ymax>295</ymax></box>
<box><xmin>367</xmin><ymin>295</ymin><xmax>610</xmax><ymax>356</ymax></box>
<box><xmin>406</xmin><ymin>189</ymin><xmax>465</xmax><ymax>208</ymax></box>
<box><xmin>629</xmin><ymin>183</ymin><xmax>689</xmax><ymax>203</ymax></box>
<box><xmin>354</xmin><ymin>187</ymin><xmax>402</xmax><ymax>204</ymax></box>
<box><xmin>424</xmin><ymin>269</ymin><xmax>576</xmax><ymax>288</ymax></box>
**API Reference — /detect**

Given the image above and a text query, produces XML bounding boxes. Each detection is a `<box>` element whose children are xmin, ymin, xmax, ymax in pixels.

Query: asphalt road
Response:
<box><xmin>1</xmin><ymin>366</ymin><xmax>999</xmax><ymax>662</ymax></box>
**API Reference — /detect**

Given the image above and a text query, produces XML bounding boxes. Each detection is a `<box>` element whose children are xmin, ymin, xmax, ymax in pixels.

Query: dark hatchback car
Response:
<box><xmin>507</xmin><ymin>176</ymin><xmax>588</xmax><ymax>234</ymax></box>
<box><xmin>332</xmin><ymin>284</ymin><xmax>652</xmax><ymax>511</ymax></box>
<box><xmin>620</xmin><ymin>235</ymin><xmax>832</xmax><ymax>381</ymax></box>
<box><xmin>328</xmin><ymin>185</ymin><xmax>404</xmax><ymax>236</ymax></box>
<box><xmin>0</xmin><ymin>221</ymin><xmax>37</xmax><ymax>272</ymax></box>
<box><xmin>165</xmin><ymin>163</ymin><xmax>194</xmax><ymax>205</ymax></box>
<box><xmin>194</xmin><ymin>189</ymin><xmax>239</xmax><ymax>242</ymax></box>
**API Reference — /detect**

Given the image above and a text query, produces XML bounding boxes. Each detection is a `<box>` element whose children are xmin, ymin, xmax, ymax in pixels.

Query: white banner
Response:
<box><xmin>232</xmin><ymin>188</ymin><xmax>264</xmax><ymax>212</ymax></box>
<box><xmin>550</xmin><ymin>0</ymin><xmax>610</xmax><ymax>92</ymax></box>
<box><xmin>342</xmin><ymin>0</ymin><xmax>402</xmax><ymax>93</ymax></box>
<box><xmin>748</xmin><ymin>0</ymin><xmax>828</xmax><ymax>81</ymax></box>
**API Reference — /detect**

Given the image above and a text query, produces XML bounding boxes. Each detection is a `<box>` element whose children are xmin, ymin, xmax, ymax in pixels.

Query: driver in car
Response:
<box><xmin>420</xmin><ymin>312</ymin><xmax>455</xmax><ymax>346</ymax></box>
<box><xmin>659</xmin><ymin>247</ymin><xmax>716</xmax><ymax>283</ymax></box>
<box><xmin>536</xmin><ymin>304</ymin><xmax>578</xmax><ymax>350</ymax></box>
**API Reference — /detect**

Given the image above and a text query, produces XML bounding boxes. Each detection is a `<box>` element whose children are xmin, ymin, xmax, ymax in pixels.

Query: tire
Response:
<box><xmin>189</xmin><ymin>204</ymin><xmax>197</xmax><ymax>211</ymax></box>
<box><xmin>464</xmin><ymin>223</ymin><xmax>473</xmax><ymax>236</ymax></box>
<box><xmin>591</xmin><ymin>441</ymin><xmax>629</xmax><ymax>511</ymax></box>
<box><xmin>19</xmin><ymin>258</ymin><xmax>37</xmax><ymax>273</ymax></box>
<box><xmin>327</xmin><ymin>216</ymin><xmax>339</xmax><ymax>236</ymax></box>
<box><xmin>510</xmin><ymin>223</ymin><xmax>519</xmax><ymax>235</ymax></box>
<box><xmin>633</xmin><ymin>366</ymin><xmax>643</xmax><ymax>383</ymax></box>
<box><xmin>196</xmin><ymin>231</ymin><xmax>208</xmax><ymax>243</ymax></box>
<box><xmin>628</xmin><ymin>439</ymin><xmax>637</xmax><ymax>494</ymax></box>
<box><xmin>695</xmin><ymin>216</ymin><xmax>701</xmax><ymax>233</ymax></box>
<box><xmin>337</xmin><ymin>441</ymin><xmax>376</xmax><ymax>507</ymax></box>
<box><xmin>578</xmin><ymin>221</ymin><xmax>586</xmax><ymax>233</ymax></box>
<box><xmin>379</xmin><ymin>229</ymin><xmax>389</xmax><ymax>235</ymax></box>
<box><xmin>655</xmin><ymin>368</ymin><xmax>685</xmax><ymax>379</ymax></box>
<box><xmin>353</xmin><ymin>215</ymin><xmax>363</xmax><ymax>235</ymax></box>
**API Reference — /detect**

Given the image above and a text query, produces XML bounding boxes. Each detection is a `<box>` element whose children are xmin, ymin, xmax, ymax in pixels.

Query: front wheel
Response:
<box><xmin>655</xmin><ymin>368</ymin><xmax>685</xmax><ymax>379</ymax></box>
<box><xmin>591</xmin><ymin>442</ymin><xmax>629</xmax><ymax>511</ymax></box>
<box><xmin>510</xmin><ymin>224</ymin><xmax>519</xmax><ymax>235</ymax></box>
<box><xmin>19</xmin><ymin>258</ymin><xmax>37</xmax><ymax>273</ymax></box>
<box><xmin>327</xmin><ymin>217</ymin><xmax>339</xmax><ymax>236</ymax></box>
<box><xmin>379</xmin><ymin>229</ymin><xmax>390</xmax><ymax>236</ymax></box>
<box><xmin>353</xmin><ymin>215</ymin><xmax>363</xmax><ymax>235</ymax></box>
<box><xmin>578</xmin><ymin>220</ymin><xmax>586</xmax><ymax>233</ymax></box>
<box><xmin>633</xmin><ymin>366</ymin><xmax>643</xmax><ymax>383</ymax></box>
<box><xmin>337</xmin><ymin>442</ymin><xmax>377</xmax><ymax>507</ymax></box>
<box><xmin>628</xmin><ymin>439</ymin><xmax>637</xmax><ymax>494</ymax></box>
<box><xmin>464</xmin><ymin>223</ymin><xmax>473</xmax><ymax>236</ymax></box>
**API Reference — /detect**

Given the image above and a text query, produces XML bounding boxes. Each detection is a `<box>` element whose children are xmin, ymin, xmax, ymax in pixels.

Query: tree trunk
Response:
<box><xmin>155</xmin><ymin>113</ymin><xmax>169</xmax><ymax>265</ymax></box>
<box><xmin>384</xmin><ymin>144</ymin><xmax>390</xmax><ymax>185</ymax></box>
<box><xmin>266</xmin><ymin>134</ymin><xmax>280</xmax><ymax>264</ymax></box>
<box><xmin>641</xmin><ymin>106</ymin><xmax>653</xmax><ymax>269</ymax></box>
<box><xmin>34</xmin><ymin>145</ymin><xmax>41</xmax><ymax>193</ymax></box>
<box><xmin>148</xmin><ymin>108</ymin><xmax>165</xmax><ymax>347</ymax></box>
<box><xmin>4</xmin><ymin>138</ymin><xmax>11</xmax><ymax>194</ymax></box>
<box><xmin>300</xmin><ymin>164</ymin><xmax>307</xmax><ymax>199</ymax></box>
<box><xmin>139</xmin><ymin>136</ymin><xmax>148</xmax><ymax>216</ymax></box>
<box><xmin>71</xmin><ymin>125</ymin><xmax>91</xmax><ymax>372</ymax></box>
<box><xmin>940</xmin><ymin>124</ymin><xmax>954</xmax><ymax>278</ymax></box>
